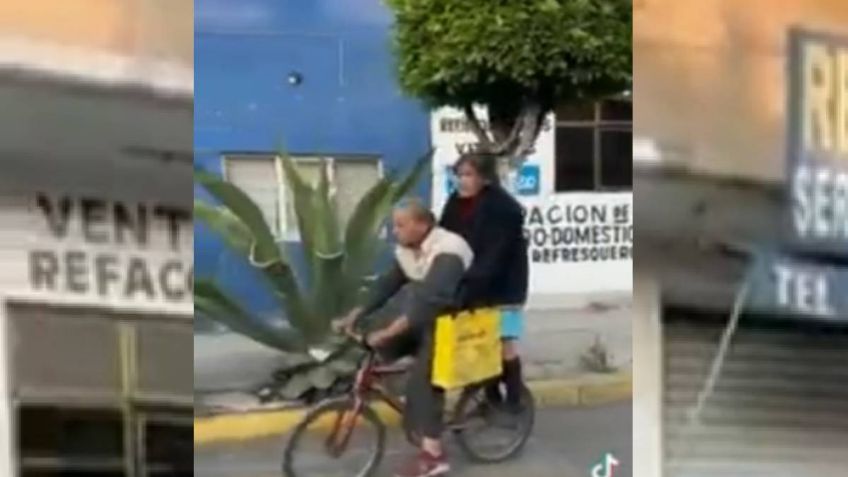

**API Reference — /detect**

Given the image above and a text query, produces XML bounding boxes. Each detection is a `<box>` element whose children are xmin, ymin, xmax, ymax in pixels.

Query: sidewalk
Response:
<box><xmin>194</xmin><ymin>295</ymin><xmax>632</xmax><ymax>444</ymax></box>
<box><xmin>195</xmin><ymin>296</ymin><xmax>632</xmax><ymax>393</ymax></box>
<box><xmin>521</xmin><ymin>296</ymin><xmax>632</xmax><ymax>381</ymax></box>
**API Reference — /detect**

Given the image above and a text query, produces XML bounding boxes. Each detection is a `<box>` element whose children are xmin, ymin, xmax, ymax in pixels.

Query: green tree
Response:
<box><xmin>386</xmin><ymin>0</ymin><xmax>631</xmax><ymax>170</ymax></box>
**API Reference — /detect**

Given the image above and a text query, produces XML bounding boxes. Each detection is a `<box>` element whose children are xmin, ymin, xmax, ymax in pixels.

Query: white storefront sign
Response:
<box><xmin>523</xmin><ymin>193</ymin><xmax>633</xmax><ymax>295</ymax></box>
<box><xmin>17</xmin><ymin>193</ymin><xmax>193</xmax><ymax>313</ymax></box>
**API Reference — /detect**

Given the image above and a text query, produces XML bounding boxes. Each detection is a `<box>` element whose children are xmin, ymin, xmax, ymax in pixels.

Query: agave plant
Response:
<box><xmin>194</xmin><ymin>151</ymin><xmax>429</xmax><ymax>401</ymax></box>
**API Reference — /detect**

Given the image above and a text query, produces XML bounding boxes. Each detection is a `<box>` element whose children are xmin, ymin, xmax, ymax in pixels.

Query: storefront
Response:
<box><xmin>0</xmin><ymin>7</ymin><xmax>193</xmax><ymax>474</ymax></box>
<box><xmin>634</xmin><ymin>26</ymin><xmax>848</xmax><ymax>477</ymax></box>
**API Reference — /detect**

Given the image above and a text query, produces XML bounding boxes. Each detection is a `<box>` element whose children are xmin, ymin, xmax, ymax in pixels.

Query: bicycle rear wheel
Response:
<box><xmin>283</xmin><ymin>397</ymin><xmax>386</xmax><ymax>477</ymax></box>
<box><xmin>452</xmin><ymin>382</ymin><xmax>535</xmax><ymax>463</ymax></box>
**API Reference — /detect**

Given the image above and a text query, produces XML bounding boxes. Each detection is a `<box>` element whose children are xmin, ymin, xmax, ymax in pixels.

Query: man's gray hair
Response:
<box><xmin>394</xmin><ymin>197</ymin><xmax>436</xmax><ymax>225</ymax></box>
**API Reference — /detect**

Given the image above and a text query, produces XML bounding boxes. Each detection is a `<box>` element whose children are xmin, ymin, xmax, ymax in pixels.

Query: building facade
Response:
<box><xmin>194</xmin><ymin>0</ymin><xmax>633</xmax><ymax>318</ymax></box>
<box><xmin>194</xmin><ymin>0</ymin><xmax>430</xmax><ymax>319</ymax></box>
<box><xmin>634</xmin><ymin>2</ymin><xmax>848</xmax><ymax>476</ymax></box>
<box><xmin>0</xmin><ymin>1</ymin><xmax>193</xmax><ymax>475</ymax></box>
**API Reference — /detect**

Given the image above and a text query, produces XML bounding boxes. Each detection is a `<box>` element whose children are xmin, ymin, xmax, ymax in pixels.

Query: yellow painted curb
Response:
<box><xmin>579</xmin><ymin>372</ymin><xmax>633</xmax><ymax>406</ymax></box>
<box><xmin>529</xmin><ymin>380</ymin><xmax>580</xmax><ymax>408</ymax></box>
<box><xmin>194</xmin><ymin>372</ymin><xmax>632</xmax><ymax>446</ymax></box>
<box><xmin>194</xmin><ymin>402</ymin><xmax>402</xmax><ymax>445</ymax></box>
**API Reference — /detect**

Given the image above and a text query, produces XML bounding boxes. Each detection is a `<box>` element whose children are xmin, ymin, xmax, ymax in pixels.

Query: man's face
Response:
<box><xmin>456</xmin><ymin>161</ymin><xmax>486</xmax><ymax>198</ymax></box>
<box><xmin>392</xmin><ymin>209</ymin><xmax>428</xmax><ymax>247</ymax></box>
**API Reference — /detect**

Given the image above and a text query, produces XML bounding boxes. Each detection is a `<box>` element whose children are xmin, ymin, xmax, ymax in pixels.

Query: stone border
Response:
<box><xmin>194</xmin><ymin>371</ymin><xmax>632</xmax><ymax>445</ymax></box>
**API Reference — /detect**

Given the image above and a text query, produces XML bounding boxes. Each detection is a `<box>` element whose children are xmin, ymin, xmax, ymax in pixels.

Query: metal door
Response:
<box><xmin>663</xmin><ymin>310</ymin><xmax>848</xmax><ymax>477</ymax></box>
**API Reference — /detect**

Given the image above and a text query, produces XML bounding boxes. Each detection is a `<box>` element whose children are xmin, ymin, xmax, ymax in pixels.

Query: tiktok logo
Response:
<box><xmin>590</xmin><ymin>452</ymin><xmax>620</xmax><ymax>477</ymax></box>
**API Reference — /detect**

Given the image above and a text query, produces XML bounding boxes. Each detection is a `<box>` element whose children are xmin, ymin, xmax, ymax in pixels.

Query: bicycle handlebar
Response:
<box><xmin>341</xmin><ymin>328</ymin><xmax>374</xmax><ymax>353</ymax></box>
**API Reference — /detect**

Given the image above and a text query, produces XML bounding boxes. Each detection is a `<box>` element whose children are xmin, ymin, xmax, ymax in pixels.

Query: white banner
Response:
<box><xmin>522</xmin><ymin>193</ymin><xmax>633</xmax><ymax>295</ymax></box>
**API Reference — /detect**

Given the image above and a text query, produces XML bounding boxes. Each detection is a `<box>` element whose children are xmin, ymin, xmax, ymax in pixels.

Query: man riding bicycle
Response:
<box><xmin>334</xmin><ymin>198</ymin><xmax>473</xmax><ymax>477</ymax></box>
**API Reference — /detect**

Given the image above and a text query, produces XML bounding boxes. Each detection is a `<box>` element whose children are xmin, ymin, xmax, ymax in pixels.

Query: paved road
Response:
<box><xmin>195</xmin><ymin>402</ymin><xmax>632</xmax><ymax>477</ymax></box>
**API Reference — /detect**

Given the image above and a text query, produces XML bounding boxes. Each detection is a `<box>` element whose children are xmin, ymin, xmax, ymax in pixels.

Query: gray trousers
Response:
<box><xmin>361</xmin><ymin>283</ymin><xmax>446</xmax><ymax>440</ymax></box>
<box><xmin>379</xmin><ymin>323</ymin><xmax>445</xmax><ymax>440</ymax></box>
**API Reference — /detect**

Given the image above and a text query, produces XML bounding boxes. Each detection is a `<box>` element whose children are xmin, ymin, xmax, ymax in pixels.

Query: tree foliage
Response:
<box><xmin>386</xmin><ymin>0</ymin><xmax>632</xmax><ymax>159</ymax></box>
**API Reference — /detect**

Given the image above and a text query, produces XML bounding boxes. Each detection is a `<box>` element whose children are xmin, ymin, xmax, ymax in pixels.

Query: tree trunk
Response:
<box><xmin>463</xmin><ymin>97</ymin><xmax>547</xmax><ymax>192</ymax></box>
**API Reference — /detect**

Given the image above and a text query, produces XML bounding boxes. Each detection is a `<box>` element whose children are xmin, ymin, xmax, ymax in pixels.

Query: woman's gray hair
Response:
<box><xmin>453</xmin><ymin>151</ymin><xmax>499</xmax><ymax>183</ymax></box>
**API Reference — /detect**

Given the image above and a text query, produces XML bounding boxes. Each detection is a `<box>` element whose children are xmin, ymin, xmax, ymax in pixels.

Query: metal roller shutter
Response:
<box><xmin>663</xmin><ymin>311</ymin><xmax>848</xmax><ymax>477</ymax></box>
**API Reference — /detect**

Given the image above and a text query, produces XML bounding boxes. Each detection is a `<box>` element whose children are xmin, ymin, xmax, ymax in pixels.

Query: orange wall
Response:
<box><xmin>0</xmin><ymin>0</ymin><xmax>191</xmax><ymax>65</ymax></box>
<box><xmin>635</xmin><ymin>0</ymin><xmax>848</xmax><ymax>181</ymax></box>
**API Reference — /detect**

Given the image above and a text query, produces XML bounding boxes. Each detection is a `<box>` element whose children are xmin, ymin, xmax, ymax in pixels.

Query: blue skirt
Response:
<box><xmin>500</xmin><ymin>307</ymin><xmax>525</xmax><ymax>339</ymax></box>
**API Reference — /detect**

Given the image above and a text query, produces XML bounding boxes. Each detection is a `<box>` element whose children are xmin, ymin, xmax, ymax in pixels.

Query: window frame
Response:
<box><xmin>17</xmin><ymin>402</ymin><xmax>127</xmax><ymax>476</ymax></box>
<box><xmin>7</xmin><ymin>303</ymin><xmax>193</xmax><ymax>477</ymax></box>
<box><xmin>136</xmin><ymin>411</ymin><xmax>193</xmax><ymax>477</ymax></box>
<box><xmin>555</xmin><ymin>98</ymin><xmax>633</xmax><ymax>192</ymax></box>
<box><xmin>221</xmin><ymin>153</ymin><xmax>384</xmax><ymax>241</ymax></box>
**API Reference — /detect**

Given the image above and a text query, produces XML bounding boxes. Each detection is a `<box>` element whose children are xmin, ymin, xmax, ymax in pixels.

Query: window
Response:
<box><xmin>140</xmin><ymin>414</ymin><xmax>192</xmax><ymax>477</ymax></box>
<box><xmin>223</xmin><ymin>154</ymin><xmax>382</xmax><ymax>239</ymax></box>
<box><xmin>222</xmin><ymin>156</ymin><xmax>281</xmax><ymax>236</ymax></box>
<box><xmin>136</xmin><ymin>324</ymin><xmax>193</xmax><ymax>399</ymax></box>
<box><xmin>10</xmin><ymin>308</ymin><xmax>121</xmax><ymax>400</ymax></box>
<box><xmin>18</xmin><ymin>408</ymin><xmax>192</xmax><ymax>477</ymax></box>
<box><xmin>555</xmin><ymin>98</ymin><xmax>632</xmax><ymax>191</ymax></box>
<box><xmin>19</xmin><ymin>406</ymin><xmax>126</xmax><ymax>476</ymax></box>
<box><xmin>9</xmin><ymin>305</ymin><xmax>193</xmax><ymax>477</ymax></box>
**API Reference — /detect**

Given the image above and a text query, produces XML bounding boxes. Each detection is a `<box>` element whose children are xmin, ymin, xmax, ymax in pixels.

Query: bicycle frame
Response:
<box><xmin>325</xmin><ymin>350</ymin><xmax>408</xmax><ymax>455</ymax></box>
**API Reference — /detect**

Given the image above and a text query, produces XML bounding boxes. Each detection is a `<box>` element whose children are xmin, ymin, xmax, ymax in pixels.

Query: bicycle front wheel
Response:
<box><xmin>282</xmin><ymin>397</ymin><xmax>386</xmax><ymax>477</ymax></box>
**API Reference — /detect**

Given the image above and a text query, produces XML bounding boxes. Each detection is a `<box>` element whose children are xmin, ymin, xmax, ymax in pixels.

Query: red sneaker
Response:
<box><xmin>394</xmin><ymin>451</ymin><xmax>450</xmax><ymax>477</ymax></box>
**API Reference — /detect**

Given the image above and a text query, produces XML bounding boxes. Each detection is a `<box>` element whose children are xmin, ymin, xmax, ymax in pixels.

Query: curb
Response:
<box><xmin>194</xmin><ymin>371</ymin><xmax>632</xmax><ymax>446</ymax></box>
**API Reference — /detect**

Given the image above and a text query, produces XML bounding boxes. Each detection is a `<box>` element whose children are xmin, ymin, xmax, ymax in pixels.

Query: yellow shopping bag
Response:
<box><xmin>431</xmin><ymin>308</ymin><xmax>502</xmax><ymax>390</ymax></box>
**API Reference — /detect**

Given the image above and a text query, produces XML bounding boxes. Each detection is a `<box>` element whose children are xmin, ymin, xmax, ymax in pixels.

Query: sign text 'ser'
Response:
<box><xmin>791</xmin><ymin>33</ymin><xmax>848</xmax><ymax>246</ymax></box>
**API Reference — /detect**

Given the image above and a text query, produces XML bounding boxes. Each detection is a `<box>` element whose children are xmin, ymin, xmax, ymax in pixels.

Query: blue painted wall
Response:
<box><xmin>194</xmin><ymin>0</ymin><xmax>431</xmax><ymax>317</ymax></box>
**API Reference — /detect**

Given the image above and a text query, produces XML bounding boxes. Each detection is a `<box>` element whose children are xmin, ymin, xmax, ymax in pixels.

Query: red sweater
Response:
<box><xmin>457</xmin><ymin>195</ymin><xmax>480</xmax><ymax>222</ymax></box>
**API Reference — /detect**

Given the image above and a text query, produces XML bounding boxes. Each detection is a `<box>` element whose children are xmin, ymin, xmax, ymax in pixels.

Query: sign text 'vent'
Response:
<box><xmin>28</xmin><ymin>193</ymin><xmax>193</xmax><ymax>304</ymax></box>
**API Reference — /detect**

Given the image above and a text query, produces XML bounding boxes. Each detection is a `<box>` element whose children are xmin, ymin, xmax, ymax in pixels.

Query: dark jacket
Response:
<box><xmin>439</xmin><ymin>185</ymin><xmax>529</xmax><ymax>308</ymax></box>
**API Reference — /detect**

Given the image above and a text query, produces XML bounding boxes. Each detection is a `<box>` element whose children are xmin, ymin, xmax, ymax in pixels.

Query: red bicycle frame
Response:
<box><xmin>324</xmin><ymin>350</ymin><xmax>409</xmax><ymax>455</ymax></box>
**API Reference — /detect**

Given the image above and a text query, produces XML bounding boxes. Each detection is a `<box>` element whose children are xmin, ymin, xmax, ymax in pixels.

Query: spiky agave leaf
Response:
<box><xmin>278</xmin><ymin>155</ymin><xmax>345</xmax><ymax>334</ymax></box>
<box><xmin>196</xmin><ymin>149</ymin><xmax>430</xmax><ymax>402</ymax></box>
<box><xmin>194</xmin><ymin>200</ymin><xmax>253</xmax><ymax>256</ymax></box>
<box><xmin>194</xmin><ymin>279</ymin><xmax>306</xmax><ymax>353</ymax></box>
<box><xmin>194</xmin><ymin>169</ymin><xmax>280</xmax><ymax>265</ymax></box>
<box><xmin>195</xmin><ymin>169</ymin><xmax>316</xmax><ymax>341</ymax></box>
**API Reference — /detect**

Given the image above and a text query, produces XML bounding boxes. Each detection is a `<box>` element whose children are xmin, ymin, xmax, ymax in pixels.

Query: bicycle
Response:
<box><xmin>282</xmin><ymin>330</ymin><xmax>535</xmax><ymax>477</ymax></box>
